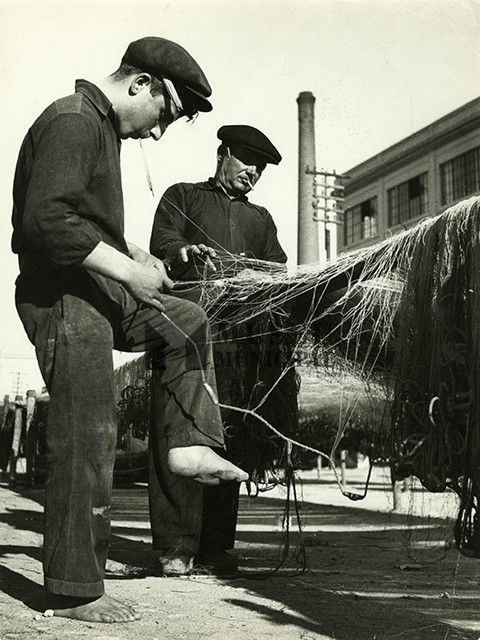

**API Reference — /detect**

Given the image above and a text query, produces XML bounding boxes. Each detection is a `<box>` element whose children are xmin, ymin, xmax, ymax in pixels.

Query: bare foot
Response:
<box><xmin>168</xmin><ymin>446</ymin><xmax>249</xmax><ymax>485</ymax></box>
<box><xmin>50</xmin><ymin>593</ymin><xmax>142</xmax><ymax>623</ymax></box>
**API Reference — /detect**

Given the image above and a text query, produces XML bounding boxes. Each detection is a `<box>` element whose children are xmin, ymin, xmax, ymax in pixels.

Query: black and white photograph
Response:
<box><xmin>0</xmin><ymin>1</ymin><xmax>479</xmax><ymax>638</ymax></box>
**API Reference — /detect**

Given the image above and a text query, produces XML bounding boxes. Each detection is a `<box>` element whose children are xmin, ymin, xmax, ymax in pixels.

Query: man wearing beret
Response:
<box><xmin>149</xmin><ymin>125</ymin><xmax>298</xmax><ymax>576</ymax></box>
<box><xmin>11</xmin><ymin>37</ymin><xmax>248</xmax><ymax>623</ymax></box>
<box><xmin>152</xmin><ymin>125</ymin><xmax>286</xmax><ymax>278</ymax></box>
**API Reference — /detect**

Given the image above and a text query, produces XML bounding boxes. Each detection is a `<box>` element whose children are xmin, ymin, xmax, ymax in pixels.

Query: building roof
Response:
<box><xmin>345</xmin><ymin>97</ymin><xmax>480</xmax><ymax>192</ymax></box>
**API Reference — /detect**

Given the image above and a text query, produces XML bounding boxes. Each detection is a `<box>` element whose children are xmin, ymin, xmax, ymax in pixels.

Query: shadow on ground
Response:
<box><xmin>2</xmin><ymin>478</ymin><xmax>480</xmax><ymax>639</ymax></box>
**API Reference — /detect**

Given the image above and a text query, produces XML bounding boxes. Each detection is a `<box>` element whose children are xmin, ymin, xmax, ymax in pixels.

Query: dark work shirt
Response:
<box><xmin>150</xmin><ymin>179</ymin><xmax>287</xmax><ymax>280</ymax></box>
<box><xmin>11</xmin><ymin>79</ymin><xmax>127</xmax><ymax>273</ymax></box>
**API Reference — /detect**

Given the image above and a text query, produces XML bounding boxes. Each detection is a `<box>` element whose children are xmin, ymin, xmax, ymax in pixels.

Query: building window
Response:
<box><xmin>343</xmin><ymin>197</ymin><xmax>378</xmax><ymax>246</ymax></box>
<box><xmin>440</xmin><ymin>147</ymin><xmax>480</xmax><ymax>205</ymax></box>
<box><xmin>387</xmin><ymin>173</ymin><xmax>427</xmax><ymax>227</ymax></box>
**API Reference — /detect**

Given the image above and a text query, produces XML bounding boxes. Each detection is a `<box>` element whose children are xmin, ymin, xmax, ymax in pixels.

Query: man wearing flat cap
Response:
<box><xmin>149</xmin><ymin>125</ymin><xmax>298</xmax><ymax>576</ymax></box>
<box><xmin>11</xmin><ymin>37</ymin><xmax>248</xmax><ymax>624</ymax></box>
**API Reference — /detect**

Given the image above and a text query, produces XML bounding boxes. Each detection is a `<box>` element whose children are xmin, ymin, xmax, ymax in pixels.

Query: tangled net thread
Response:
<box><xmin>115</xmin><ymin>196</ymin><xmax>480</xmax><ymax>557</ymax></box>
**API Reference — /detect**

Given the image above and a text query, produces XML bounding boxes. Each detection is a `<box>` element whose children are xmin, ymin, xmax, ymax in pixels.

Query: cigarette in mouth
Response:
<box><xmin>245</xmin><ymin>178</ymin><xmax>253</xmax><ymax>189</ymax></box>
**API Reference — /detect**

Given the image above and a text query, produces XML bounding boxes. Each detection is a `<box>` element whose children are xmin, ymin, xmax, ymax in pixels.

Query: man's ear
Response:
<box><xmin>129</xmin><ymin>73</ymin><xmax>153</xmax><ymax>95</ymax></box>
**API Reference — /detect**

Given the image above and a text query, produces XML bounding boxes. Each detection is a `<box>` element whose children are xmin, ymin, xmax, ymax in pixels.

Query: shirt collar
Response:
<box><xmin>203</xmin><ymin>177</ymin><xmax>248</xmax><ymax>202</ymax></box>
<box><xmin>75</xmin><ymin>79</ymin><xmax>112</xmax><ymax>117</ymax></box>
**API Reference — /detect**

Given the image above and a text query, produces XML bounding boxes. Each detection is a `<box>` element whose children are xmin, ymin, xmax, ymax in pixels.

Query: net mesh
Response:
<box><xmin>116</xmin><ymin>195</ymin><xmax>480</xmax><ymax>555</ymax></box>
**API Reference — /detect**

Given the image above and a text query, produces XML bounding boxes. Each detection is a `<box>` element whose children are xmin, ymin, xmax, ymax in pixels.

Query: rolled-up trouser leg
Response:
<box><xmin>118</xmin><ymin>294</ymin><xmax>225</xmax><ymax>552</ymax></box>
<box><xmin>17</xmin><ymin>292</ymin><xmax>117</xmax><ymax>598</ymax></box>
<box><xmin>119</xmin><ymin>293</ymin><xmax>224</xmax><ymax>449</ymax></box>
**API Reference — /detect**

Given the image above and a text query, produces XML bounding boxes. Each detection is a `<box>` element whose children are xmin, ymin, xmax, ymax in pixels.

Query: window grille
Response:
<box><xmin>343</xmin><ymin>197</ymin><xmax>378</xmax><ymax>246</ymax></box>
<box><xmin>440</xmin><ymin>147</ymin><xmax>480</xmax><ymax>205</ymax></box>
<box><xmin>387</xmin><ymin>173</ymin><xmax>427</xmax><ymax>227</ymax></box>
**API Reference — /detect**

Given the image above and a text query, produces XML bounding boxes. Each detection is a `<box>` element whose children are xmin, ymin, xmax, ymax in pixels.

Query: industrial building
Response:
<box><xmin>340</xmin><ymin>97</ymin><xmax>480</xmax><ymax>253</ymax></box>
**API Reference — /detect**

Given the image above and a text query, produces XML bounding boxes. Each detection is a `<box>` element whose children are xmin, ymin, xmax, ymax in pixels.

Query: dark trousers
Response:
<box><xmin>15</xmin><ymin>265</ymin><xmax>223</xmax><ymax>598</ymax></box>
<box><xmin>147</xmin><ymin>313</ymin><xmax>250</xmax><ymax>555</ymax></box>
<box><xmin>148</xmin><ymin>313</ymin><xmax>298</xmax><ymax>555</ymax></box>
<box><xmin>148</xmin><ymin>318</ymin><xmax>279</xmax><ymax>554</ymax></box>
<box><xmin>148</xmin><ymin>433</ymin><xmax>240</xmax><ymax>554</ymax></box>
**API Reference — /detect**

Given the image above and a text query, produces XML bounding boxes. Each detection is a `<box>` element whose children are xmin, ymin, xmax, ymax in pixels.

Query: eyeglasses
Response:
<box><xmin>161</xmin><ymin>78</ymin><xmax>201</xmax><ymax>123</ymax></box>
<box><xmin>161</xmin><ymin>88</ymin><xmax>184</xmax><ymax>124</ymax></box>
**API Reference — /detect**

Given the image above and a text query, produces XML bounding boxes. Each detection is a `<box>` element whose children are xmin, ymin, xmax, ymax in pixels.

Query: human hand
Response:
<box><xmin>123</xmin><ymin>262</ymin><xmax>174</xmax><ymax>311</ymax></box>
<box><xmin>178</xmin><ymin>244</ymin><xmax>217</xmax><ymax>272</ymax></box>
<box><xmin>127</xmin><ymin>242</ymin><xmax>166</xmax><ymax>270</ymax></box>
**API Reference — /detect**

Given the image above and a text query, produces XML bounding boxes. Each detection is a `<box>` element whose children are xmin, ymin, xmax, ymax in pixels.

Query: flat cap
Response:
<box><xmin>122</xmin><ymin>36</ymin><xmax>212</xmax><ymax>113</ymax></box>
<box><xmin>217</xmin><ymin>125</ymin><xmax>282</xmax><ymax>164</ymax></box>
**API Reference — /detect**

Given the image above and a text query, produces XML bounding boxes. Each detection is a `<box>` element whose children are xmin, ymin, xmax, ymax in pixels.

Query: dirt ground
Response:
<box><xmin>2</xmin><ymin>465</ymin><xmax>480</xmax><ymax>640</ymax></box>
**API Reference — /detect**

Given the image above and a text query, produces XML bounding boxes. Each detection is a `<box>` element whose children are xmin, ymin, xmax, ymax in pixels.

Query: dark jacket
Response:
<box><xmin>12</xmin><ymin>80</ymin><xmax>126</xmax><ymax>275</ymax></box>
<box><xmin>150</xmin><ymin>179</ymin><xmax>287</xmax><ymax>280</ymax></box>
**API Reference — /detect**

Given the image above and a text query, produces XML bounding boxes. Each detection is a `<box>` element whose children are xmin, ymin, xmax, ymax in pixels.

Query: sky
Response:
<box><xmin>0</xmin><ymin>0</ymin><xmax>479</xmax><ymax>396</ymax></box>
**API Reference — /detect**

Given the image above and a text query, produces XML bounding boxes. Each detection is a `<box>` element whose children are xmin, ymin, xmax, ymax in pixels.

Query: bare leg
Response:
<box><xmin>48</xmin><ymin>594</ymin><xmax>142</xmax><ymax>623</ymax></box>
<box><xmin>168</xmin><ymin>446</ymin><xmax>249</xmax><ymax>486</ymax></box>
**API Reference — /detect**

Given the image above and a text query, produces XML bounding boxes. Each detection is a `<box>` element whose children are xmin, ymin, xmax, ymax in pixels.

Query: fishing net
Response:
<box><xmin>116</xmin><ymin>195</ymin><xmax>480</xmax><ymax>555</ymax></box>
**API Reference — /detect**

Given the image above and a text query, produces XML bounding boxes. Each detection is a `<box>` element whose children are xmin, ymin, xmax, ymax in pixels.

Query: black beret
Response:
<box><xmin>217</xmin><ymin>125</ymin><xmax>281</xmax><ymax>164</ymax></box>
<box><xmin>122</xmin><ymin>36</ymin><xmax>212</xmax><ymax>113</ymax></box>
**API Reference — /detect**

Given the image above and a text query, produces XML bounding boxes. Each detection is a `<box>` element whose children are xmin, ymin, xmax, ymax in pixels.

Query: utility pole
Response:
<box><xmin>10</xmin><ymin>371</ymin><xmax>27</xmax><ymax>397</ymax></box>
<box><xmin>307</xmin><ymin>168</ymin><xmax>348</xmax><ymax>265</ymax></box>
